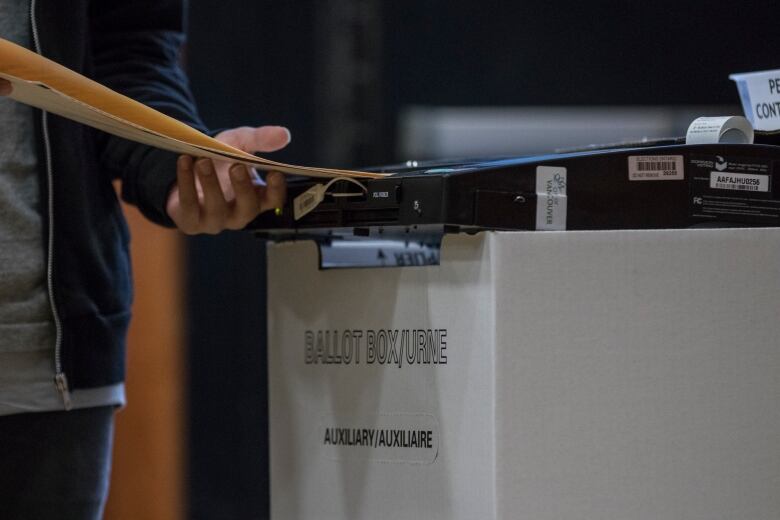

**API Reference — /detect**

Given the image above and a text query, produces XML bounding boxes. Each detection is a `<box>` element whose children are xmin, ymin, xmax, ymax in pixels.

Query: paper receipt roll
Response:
<box><xmin>685</xmin><ymin>116</ymin><xmax>754</xmax><ymax>145</ymax></box>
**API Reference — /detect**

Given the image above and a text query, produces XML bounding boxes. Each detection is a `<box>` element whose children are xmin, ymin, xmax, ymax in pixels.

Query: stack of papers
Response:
<box><xmin>0</xmin><ymin>37</ymin><xmax>382</xmax><ymax>179</ymax></box>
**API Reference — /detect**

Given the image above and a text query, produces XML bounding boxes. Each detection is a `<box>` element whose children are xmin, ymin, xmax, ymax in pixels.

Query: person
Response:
<box><xmin>0</xmin><ymin>1</ymin><xmax>286</xmax><ymax>518</ymax></box>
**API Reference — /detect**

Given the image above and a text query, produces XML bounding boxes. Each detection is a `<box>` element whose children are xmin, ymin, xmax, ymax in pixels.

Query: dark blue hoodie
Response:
<box><xmin>31</xmin><ymin>0</ymin><xmax>205</xmax><ymax>393</ymax></box>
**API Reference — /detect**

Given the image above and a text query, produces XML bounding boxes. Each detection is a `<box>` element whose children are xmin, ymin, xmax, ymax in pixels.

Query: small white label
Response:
<box><xmin>709</xmin><ymin>171</ymin><xmax>769</xmax><ymax>192</ymax></box>
<box><xmin>628</xmin><ymin>155</ymin><xmax>684</xmax><ymax>181</ymax></box>
<box><xmin>535</xmin><ymin>166</ymin><xmax>567</xmax><ymax>230</ymax></box>
<box><xmin>730</xmin><ymin>70</ymin><xmax>780</xmax><ymax>131</ymax></box>
<box><xmin>317</xmin><ymin>413</ymin><xmax>440</xmax><ymax>465</ymax></box>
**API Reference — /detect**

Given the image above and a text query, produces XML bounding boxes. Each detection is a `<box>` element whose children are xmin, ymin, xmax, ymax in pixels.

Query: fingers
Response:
<box><xmin>0</xmin><ymin>79</ymin><xmax>12</xmax><ymax>96</ymax></box>
<box><xmin>258</xmin><ymin>171</ymin><xmax>287</xmax><ymax>213</ymax></box>
<box><xmin>167</xmin><ymin>156</ymin><xmax>199</xmax><ymax>234</ymax></box>
<box><xmin>195</xmin><ymin>158</ymin><xmax>229</xmax><ymax>234</ymax></box>
<box><xmin>176</xmin><ymin>155</ymin><xmax>198</xmax><ymax>213</ymax></box>
<box><xmin>226</xmin><ymin>167</ymin><xmax>286</xmax><ymax>229</ymax></box>
<box><xmin>167</xmin><ymin>156</ymin><xmax>287</xmax><ymax>235</ymax></box>
<box><xmin>227</xmin><ymin>164</ymin><xmax>261</xmax><ymax>229</ymax></box>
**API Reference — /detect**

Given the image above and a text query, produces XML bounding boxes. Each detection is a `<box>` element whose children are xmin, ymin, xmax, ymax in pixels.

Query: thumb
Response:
<box><xmin>245</xmin><ymin>126</ymin><xmax>291</xmax><ymax>153</ymax></box>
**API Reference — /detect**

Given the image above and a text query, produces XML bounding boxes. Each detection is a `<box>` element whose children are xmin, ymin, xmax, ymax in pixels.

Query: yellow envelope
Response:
<box><xmin>0</xmin><ymin>37</ymin><xmax>383</xmax><ymax>179</ymax></box>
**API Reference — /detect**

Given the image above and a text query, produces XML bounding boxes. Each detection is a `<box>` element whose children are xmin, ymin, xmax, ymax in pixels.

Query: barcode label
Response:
<box><xmin>628</xmin><ymin>155</ymin><xmax>684</xmax><ymax>181</ymax></box>
<box><xmin>636</xmin><ymin>160</ymin><xmax>678</xmax><ymax>171</ymax></box>
<box><xmin>709</xmin><ymin>172</ymin><xmax>769</xmax><ymax>192</ymax></box>
<box><xmin>713</xmin><ymin>183</ymin><xmax>760</xmax><ymax>191</ymax></box>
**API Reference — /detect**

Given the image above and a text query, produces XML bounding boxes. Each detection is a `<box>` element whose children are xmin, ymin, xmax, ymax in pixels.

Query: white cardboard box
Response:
<box><xmin>267</xmin><ymin>229</ymin><xmax>780</xmax><ymax>520</ymax></box>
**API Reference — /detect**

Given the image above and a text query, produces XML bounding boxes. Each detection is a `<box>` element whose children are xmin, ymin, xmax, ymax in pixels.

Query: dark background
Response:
<box><xmin>184</xmin><ymin>1</ymin><xmax>778</xmax><ymax>518</ymax></box>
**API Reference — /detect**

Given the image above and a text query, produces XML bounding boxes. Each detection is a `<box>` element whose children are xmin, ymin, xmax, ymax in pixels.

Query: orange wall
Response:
<box><xmin>103</xmin><ymin>202</ymin><xmax>185</xmax><ymax>520</ymax></box>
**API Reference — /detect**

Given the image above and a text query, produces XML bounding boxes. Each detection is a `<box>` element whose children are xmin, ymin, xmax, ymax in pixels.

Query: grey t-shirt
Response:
<box><xmin>0</xmin><ymin>0</ymin><xmax>124</xmax><ymax>414</ymax></box>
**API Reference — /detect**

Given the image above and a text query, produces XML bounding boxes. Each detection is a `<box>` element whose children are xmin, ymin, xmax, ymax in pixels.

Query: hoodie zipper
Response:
<box><xmin>30</xmin><ymin>0</ymin><xmax>71</xmax><ymax>410</ymax></box>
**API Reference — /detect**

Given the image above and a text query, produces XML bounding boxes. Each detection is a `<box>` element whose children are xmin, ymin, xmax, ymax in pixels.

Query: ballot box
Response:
<box><xmin>267</xmin><ymin>228</ymin><xmax>780</xmax><ymax>520</ymax></box>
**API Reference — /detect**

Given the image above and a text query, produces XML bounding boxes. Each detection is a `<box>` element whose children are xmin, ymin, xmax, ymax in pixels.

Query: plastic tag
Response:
<box><xmin>293</xmin><ymin>184</ymin><xmax>326</xmax><ymax>220</ymax></box>
<box><xmin>292</xmin><ymin>176</ymin><xmax>369</xmax><ymax>221</ymax></box>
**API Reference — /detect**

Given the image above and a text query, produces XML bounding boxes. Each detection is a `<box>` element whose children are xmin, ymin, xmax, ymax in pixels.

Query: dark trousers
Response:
<box><xmin>0</xmin><ymin>406</ymin><xmax>115</xmax><ymax>520</ymax></box>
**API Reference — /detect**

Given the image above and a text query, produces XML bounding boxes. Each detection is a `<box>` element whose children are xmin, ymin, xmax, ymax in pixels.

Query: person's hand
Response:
<box><xmin>0</xmin><ymin>79</ymin><xmax>287</xmax><ymax>234</ymax></box>
<box><xmin>166</xmin><ymin>126</ymin><xmax>290</xmax><ymax>234</ymax></box>
<box><xmin>0</xmin><ymin>78</ymin><xmax>12</xmax><ymax>95</ymax></box>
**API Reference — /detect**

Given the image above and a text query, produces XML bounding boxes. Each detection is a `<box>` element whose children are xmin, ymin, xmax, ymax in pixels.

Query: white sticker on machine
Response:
<box><xmin>628</xmin><ymin>155</ymin><xmax>684</xmax><ymax>181</ymax></box>
<box><xmin>709</xmin><ymin>171</ymin><xmax>770</xmax><ymax>192</ymax></box>
<box><xmin>535</xmin><ymin>166</ymin><xmax>567</xmax><ymax>230</ymax></box>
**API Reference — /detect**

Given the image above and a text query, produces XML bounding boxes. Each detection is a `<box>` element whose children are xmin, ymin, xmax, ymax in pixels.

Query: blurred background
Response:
<box><xmin>103</xmin><ymin>0</ymin><xmax>778</xmax><ymax>518</ymax></box>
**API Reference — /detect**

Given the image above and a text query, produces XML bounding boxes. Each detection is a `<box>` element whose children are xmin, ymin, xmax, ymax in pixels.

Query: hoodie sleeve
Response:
<box><xmin>89</xmin><ymin>0</ymin><xmax>207</xmax><ymax>227</ymax></box>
